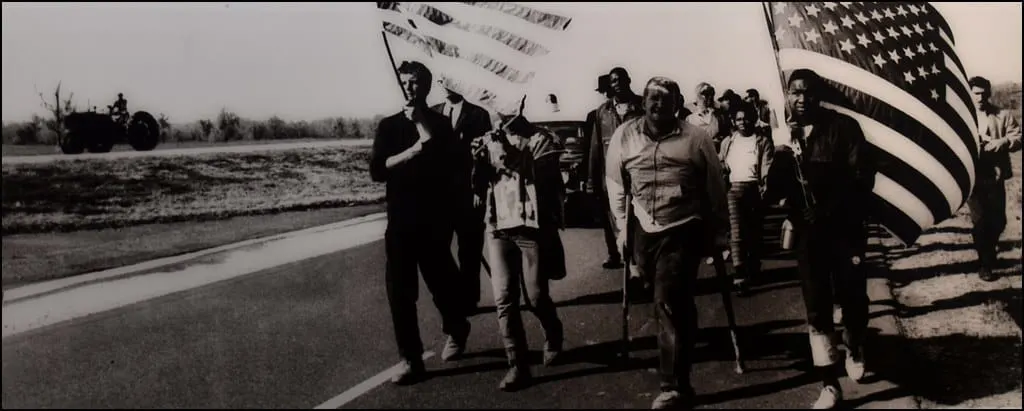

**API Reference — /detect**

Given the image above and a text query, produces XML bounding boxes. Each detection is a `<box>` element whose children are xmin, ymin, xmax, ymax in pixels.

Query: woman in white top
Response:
<box><xmin>718</xmin><ymin>102</ymin><xmax>775</xmax><ymax>295</ymax></box>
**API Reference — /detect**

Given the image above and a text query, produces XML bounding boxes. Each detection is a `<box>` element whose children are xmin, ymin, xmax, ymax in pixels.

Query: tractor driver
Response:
<box><xmin>112</xmin><ymin>93</ymin><xmax>129</xmax><ymax>125</ymax></box>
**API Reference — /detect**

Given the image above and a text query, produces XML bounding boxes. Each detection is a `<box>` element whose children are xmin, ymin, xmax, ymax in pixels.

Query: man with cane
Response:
<box><xmin>605</xmin><ymin>77</ymin><xmax>729</xmax><ymax>409</ymax></box>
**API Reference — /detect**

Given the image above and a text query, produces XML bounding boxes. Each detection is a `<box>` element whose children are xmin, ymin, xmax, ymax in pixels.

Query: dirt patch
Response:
<box><xmin>879</xmin><ymin>154</ymin><xmax>1023</xmax><ymax>408</ymax></box>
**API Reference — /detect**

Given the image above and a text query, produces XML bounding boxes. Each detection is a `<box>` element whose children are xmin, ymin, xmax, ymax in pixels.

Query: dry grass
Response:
<box><xmin>0</xmin><ymin>138</ymin><xmax>368</xmax><ymax>157</ymax></box>
<box><xmin>882</xmin><ymin>152</ymin><xmax>1023</xmax><ymax>408</ymax></box>
<box><xmin>1</xmin><ymin>146</ymin><xmax>384</xmax><ymax>234</ymax></box>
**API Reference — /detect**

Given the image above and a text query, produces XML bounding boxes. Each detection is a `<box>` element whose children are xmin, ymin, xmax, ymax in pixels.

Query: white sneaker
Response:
<box><xmin>845</xmin><ymin>352</ymin><xmax>866</xmax><ymax>383</ymax></box>
<box><xmin>651</xmin><ymin>391</ymin><xmax>682</xmax><ymax>409</ymax></box>
<box><xmin>812</xmin><ymin>385</ymin><xmax>842</xmax><ymax>409</ymax></box>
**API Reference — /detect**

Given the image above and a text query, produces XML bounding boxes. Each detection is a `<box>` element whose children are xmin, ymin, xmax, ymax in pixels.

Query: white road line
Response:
<box><xmin>3</xmin><ymin>212</ymin><xmax>386</xmax><ymax>304</ymax></box>
<box><xmin>313</xmin><ymin>351</ymin><xmax>436</xmax><ymax>410</ymax></box>
<box><xmin>2</xmin><ymin>217</ymin><xmax>388</xmax><ymax>338</ymax></box>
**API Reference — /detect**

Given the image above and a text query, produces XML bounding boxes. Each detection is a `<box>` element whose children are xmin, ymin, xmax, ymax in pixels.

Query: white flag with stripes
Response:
<box><xmin>765</xmin><ymin>1</ymin><xmax>980</xmax><ymax>245</ymax></box>
<box><xmin>376</xmin><ymin>2</ymin><xmax>574</xmax><ymax>116</ymax></box>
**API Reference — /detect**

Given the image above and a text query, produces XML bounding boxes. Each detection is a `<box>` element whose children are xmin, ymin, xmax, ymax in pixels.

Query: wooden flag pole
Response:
<box><xmin>381</xmin><ymin>29</ymin><xmax>408</xmax><ymax>101</ymax></box>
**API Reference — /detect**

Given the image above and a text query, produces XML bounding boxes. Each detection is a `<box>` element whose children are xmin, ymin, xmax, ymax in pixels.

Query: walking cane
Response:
<box><xmin>708</xmin><ymin>250</ymin><xmax>746</xmax><ymax>374</ymax></box>
<box><xmin>620</xmin><ymin>199</ymin><xmax>634</xmax><ymax>361</ymax></box>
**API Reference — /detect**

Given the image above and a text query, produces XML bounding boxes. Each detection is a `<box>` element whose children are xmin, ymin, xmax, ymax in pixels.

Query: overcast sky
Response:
<box><xmin>3</xmin><ymin>2</ymin><xmax>1021</xmax><ymax>124</ymax></box>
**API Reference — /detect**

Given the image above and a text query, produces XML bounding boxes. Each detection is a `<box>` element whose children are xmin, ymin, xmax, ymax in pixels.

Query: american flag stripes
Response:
<box><xmin>376</xmin><ymin>2</ymin><xmax>573</xmax><ymax>116</ymax></box>
<box><xmin>764</xmin><ymin>1</ymin><xmax>980</xmax><ymax>245</ymax></box>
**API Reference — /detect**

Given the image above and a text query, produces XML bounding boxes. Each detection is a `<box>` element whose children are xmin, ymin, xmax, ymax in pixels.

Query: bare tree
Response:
<box><xmin>35</xmin><ymin>81</ymin><xmax>76</xmax><ymax>147</ymax></box>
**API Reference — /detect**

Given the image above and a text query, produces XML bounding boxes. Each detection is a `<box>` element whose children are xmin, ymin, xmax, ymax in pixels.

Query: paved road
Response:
<box><xmin>1</xmin><ymin>214</ymin><xmax>911</xmax><ymax>409</ymax></box>
<box><xmin>0</xmin><ymin>139</ymin><xmax>373</xmax><ymax>165</ymax></box>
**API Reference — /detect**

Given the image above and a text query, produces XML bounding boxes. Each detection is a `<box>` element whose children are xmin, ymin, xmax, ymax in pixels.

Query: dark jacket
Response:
<box><xmin>587</xmin><ymin>94</ymin><xmax>644</xmax><ymax>192</ymax></box>
<box><xmin>765</xmin><ymin>111</ymin><xmax>873</xmax><ymax>254</ymax></box>
<box><xmin>369</xmin><ymin>108</ymin><xmax>469</xmax><ymax>227</ymax></box>
<box><xmin>432</xmin><ymin>100</ymin><xmax>493</xmax><ymax>200</ymax></box>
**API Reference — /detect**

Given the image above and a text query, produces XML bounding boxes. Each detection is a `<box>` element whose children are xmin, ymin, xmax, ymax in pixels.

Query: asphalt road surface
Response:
<box><xmin>0</xmin><ymin>139</ymin><xmax>373</xmax><ymax>165</ymax></box>
<box><xmin>1</xmin><ymin>213</ymin><xmax>910</xmax><ymax>409</ymax></box>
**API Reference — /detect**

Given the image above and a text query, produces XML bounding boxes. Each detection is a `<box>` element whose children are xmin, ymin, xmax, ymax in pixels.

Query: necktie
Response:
<box><xmin>448</xmin><ymin>105</ymin><xmax>457</xmax><ymax>128</ymax></box>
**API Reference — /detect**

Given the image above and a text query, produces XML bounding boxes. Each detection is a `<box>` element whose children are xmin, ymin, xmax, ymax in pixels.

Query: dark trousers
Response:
<box><xmin>727</xmin><ymin>181</ymin><xmax>764</xmax><ymax>276</ymax></box>
<box><xmin>594</xmin><ymin>189</ymin><xmax>622</xmax><ymax>261</ymax></box>
<box><xmin>385</xmin><ymin>221</ymin><xmax>470</xmax><ymax>363</ymax></box>
<box><xmin>455</xmin><ymin>203</ymin><xmax>487</xmax><ymax>307</ymax></box>
<box><xmin>633</xmin><ymin>220</ymin><xmax>705</xmax><ymax>392</ymax></box>
<box><xmin>487</xmin><ymin>229</ymin><xmax>564</xmax><ymax>367</ymax></box>
<box><xmin>794</xmin><ymin>221</ymin><xmax>868</xmax><ymax>366</ymax></box>
<box><xmin>968</xmin><ymin>179</ymin><xmax>1007</xmax><ymax>270</ymax></box>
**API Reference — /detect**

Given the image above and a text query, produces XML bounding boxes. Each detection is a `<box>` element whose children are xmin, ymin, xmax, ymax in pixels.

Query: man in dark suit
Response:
<box><xmin>369</xmin><ymin>61</ymin><xmax>473</xmax><ymax>385</ymax></box>
<box><xmin>433</xmin><ymin>87</ymin><xmax>494</xmax><ymax>311</ymax></box>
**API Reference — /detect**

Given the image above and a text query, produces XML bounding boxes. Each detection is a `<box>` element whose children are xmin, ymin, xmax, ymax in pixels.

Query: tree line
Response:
<box><xmin>3</xmin><ymin>81</ymin><xmax>1020</xmax><ymax>146</ymax></box>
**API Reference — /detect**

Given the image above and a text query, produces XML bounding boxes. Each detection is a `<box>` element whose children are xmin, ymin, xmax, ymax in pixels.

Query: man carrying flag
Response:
<box><xmin>764</xmin><ymin>1</ymin><xmax>984</xmax><ymax>407</ymax></box>
<box><xmin>770</xmin><ymin>69</ymin><xmax>874</xmax><ymax>409</ymax></box>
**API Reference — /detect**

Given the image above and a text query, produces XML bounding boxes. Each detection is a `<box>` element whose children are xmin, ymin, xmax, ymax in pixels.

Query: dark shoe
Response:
<box><xmin>979</xmin><ymin>266</ymin><xmax>998</xmax><ymax>282</ymax></box>
<box><xmin>628</xmin><ymin>277</ymin><xmax>654</xmax><ymax>304</ymax></box>
<box><xmin>390</xmin><ymin>359</ymin><xmax>426</xmax><ymax>386</ymax></box>
<box><xmin>499</xmin><ymin>366</ymin><xmax>532</xmax><ymax>392</ymax></box>
<box><xmin>603</xmin><ymin>258</ymin><xmax>624</xmax><ymax>269</ymax></box>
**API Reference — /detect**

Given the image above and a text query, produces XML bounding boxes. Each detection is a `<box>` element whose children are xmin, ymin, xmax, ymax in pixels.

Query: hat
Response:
<box><xmin>718</xmin><ymin>89</ymin><xmax>740</xmax><ymax>102</ymax></box>
<box><xmin>696</xmin><ymin>82</ymin><xmax>715</xmax><ymax>96</ymax></box>
<box><xmin>596</xmin><ymin>74</ymin><xmax>611</xmax><ymax>93</ymax></box>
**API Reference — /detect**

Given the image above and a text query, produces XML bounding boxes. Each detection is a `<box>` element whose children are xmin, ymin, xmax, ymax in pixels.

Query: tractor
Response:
<box><xmin>60</xmin><ymin>95</ymin><xmax>161</xmax><ymax>154</ymax></box>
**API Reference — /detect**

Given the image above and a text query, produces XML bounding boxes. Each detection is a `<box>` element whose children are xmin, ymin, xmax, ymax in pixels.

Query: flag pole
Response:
<box><xmin>381</xmin><ymin>29</ymin><xmax>409</xmax><ymax>101</ymax></box>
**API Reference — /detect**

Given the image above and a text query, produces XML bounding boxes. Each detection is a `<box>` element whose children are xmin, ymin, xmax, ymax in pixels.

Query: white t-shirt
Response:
<box><xmin>726</xmin><ymin>134</ymin><xmax>759</xmax><ymax>183</ymax></box>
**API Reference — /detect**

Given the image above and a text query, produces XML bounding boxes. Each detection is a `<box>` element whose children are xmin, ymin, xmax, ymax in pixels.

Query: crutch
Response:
<box><xmin>708</xmin><ymin>249</ymin><xmax>746</xmax><ymax>374</ymax></box>
<box><xmin>620</xmin><ymin>199</ymin><xmax>634</xmax><ymax>360</ymax></box>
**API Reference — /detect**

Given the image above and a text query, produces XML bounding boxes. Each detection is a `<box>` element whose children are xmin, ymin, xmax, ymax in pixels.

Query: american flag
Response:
<box><xmin>376</xmin><ymin>2</ymin><xmax>573</xmax><ymax>116</ymax></box>
<box><xmin>765</xmin><ymin>1</ymin><xmax>980</xmax><ymax>245</ymax></box>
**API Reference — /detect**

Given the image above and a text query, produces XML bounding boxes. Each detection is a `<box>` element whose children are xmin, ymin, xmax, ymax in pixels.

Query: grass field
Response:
<box><xmin>0</xmin><ymin>138</ymin><xmax>368</xmax><ymax>157</ymax></box>
<box><xmin>1</xmin><ymin>145</ymin><xmax>384</xmax><ymax>234</ymax></box>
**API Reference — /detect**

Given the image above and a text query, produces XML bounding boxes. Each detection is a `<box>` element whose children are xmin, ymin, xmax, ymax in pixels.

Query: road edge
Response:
<box><xmin>3</xmin><ymin>211</ymin><xmax>388</xmax><ymax>304</ymax></box>
<box><xmin>865</xmin><ymin>225</ymin><xmax>922</xmax><ymax>410</ymax></box>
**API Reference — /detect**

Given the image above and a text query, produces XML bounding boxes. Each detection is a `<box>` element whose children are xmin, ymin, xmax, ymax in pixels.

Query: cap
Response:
<box><xmin>718</xmin><ymin>89</ymin><xmax>739</xmax><ymax>102</ymax></box>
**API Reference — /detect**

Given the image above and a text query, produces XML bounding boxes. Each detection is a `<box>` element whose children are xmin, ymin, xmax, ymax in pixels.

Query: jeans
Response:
<box><xmin>632</xmin><ymin>220</ymin><xmax>705</xmax><ymax>393</ymax></box>
<box><xmin>487</xmin><ymin>228</ymin><xmax>564</xmax><ymax>367</ymax></box>
<box><xmin>794</xmin><ymin>220</ymin><xmax>868</xmax><ymax>366</ymax></box>
<box><xmin>385</xmin><ymin>222</ymin><xmax>470</xmax><ymax>363</ymax></box>
<box><xmin>968</xmin><ymin>179</ymin><xmax>1007</xmax><ymax>270</ymax></box>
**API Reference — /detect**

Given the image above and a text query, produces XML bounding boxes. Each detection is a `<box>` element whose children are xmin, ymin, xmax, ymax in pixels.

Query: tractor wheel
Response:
<box><xmin>60</xmin><ymin>131</ymin><xmax>86</xmax><ymax>154</ymax></box>
<box><xmin>127</xmin><ymin>111</ymin><xmax>160</xmax><ymax>151</ymax></box>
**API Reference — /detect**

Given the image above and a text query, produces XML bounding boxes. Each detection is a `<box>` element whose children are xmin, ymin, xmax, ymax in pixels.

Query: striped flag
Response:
<box><xmin>376</xmin><ymin>2</ymin><xmax>574</xmax><ymax>116</ymax></box>
<box><xmin>764</xmin><ymin>2</ymin><xmax>980</xmax><ymax>245</ymax></box>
